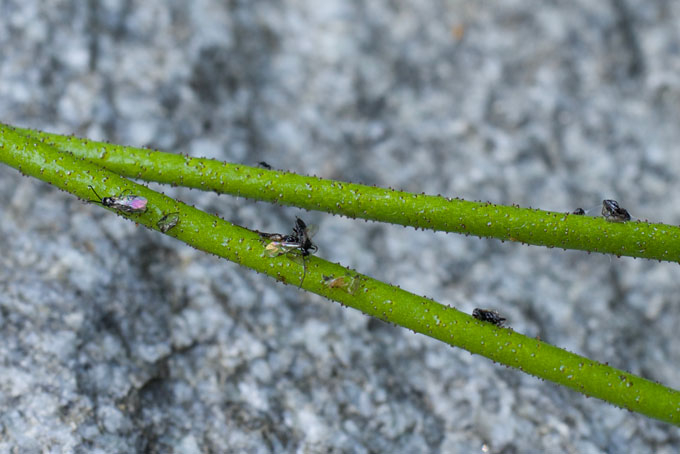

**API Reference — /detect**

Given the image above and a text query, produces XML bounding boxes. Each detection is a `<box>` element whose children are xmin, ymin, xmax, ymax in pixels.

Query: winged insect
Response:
<box><xmin>88</xmin><ymin>186</ymin><xmax>147</xmax><ymax>213</ymax></box>
<box><xmin>258</xmin><ymin>217</ymin><xmax>318</xmax><ymax>287</ymax></box>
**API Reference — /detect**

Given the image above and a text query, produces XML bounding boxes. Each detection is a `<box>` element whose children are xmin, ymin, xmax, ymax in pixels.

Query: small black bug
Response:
<box><xmin>88</xmin><ymin>186</ymin><xmax>148</xmax><ymax>213</ymax></box>
<box><xmin>257</xmin><ymin>161</ymin><xmax>273</xmax><ymax>169</ymax></box>
<box><xmin>290</xmin><ymin>217</ymin><xmax>318</xmax><ymax>258</ymax></box>
<box><xmin>472</xmin><ymin>308</ymin><xmax>506</xmax><ymax>327</ymax></box>
<box><xmin>601</xmin><ymin>199</ymin><xmax>631</xmax><ymax>222</ymax></box>
<box><xmin>572</xmin><ymin>208</ymin><xmax>585</xmax><ymax>215</ymax></box>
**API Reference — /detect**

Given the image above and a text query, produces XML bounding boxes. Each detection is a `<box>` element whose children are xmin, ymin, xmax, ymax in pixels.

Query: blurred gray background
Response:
<box><xmin>1</xmin><ymin>0</ymin><xmax>680</xmax><ymax>452</ymax></box>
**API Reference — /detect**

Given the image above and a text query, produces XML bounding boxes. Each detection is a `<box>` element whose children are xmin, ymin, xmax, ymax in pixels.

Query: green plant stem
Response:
<box><xmin>2</xmin><ymin>123</ymin><xmax>680</xmax><ymax>426</ymax></box>
<box><xmin>12</xmin><ymin>124</ymin><xmax>680</xmax><ymax>263</ymax></box>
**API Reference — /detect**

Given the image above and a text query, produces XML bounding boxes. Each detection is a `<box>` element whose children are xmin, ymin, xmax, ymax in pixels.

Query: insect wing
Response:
<box><xmin>122</xmin><ymin>195</ymin><xmax>148</xmax><ymax>212</ymax></box>
<box><xmin>264</xmin><ymin>241</ymin><xmax>283</xmax><ymax>257</ymax></box>
<box><xmin>285</xmin><ymin>251</ymin><xmax>305</xmax><ymax>266</ymax></box>
<box><xmin>265</xmin><ymin>241</ymin><xmax>297</xmax><ymax>257</ymax></box>
<box><xmin>110</xmin><ymin>194</ymin><xmax>148</xmax><ymax>213</ymax></box>
<box><xmin>303</xmin><ymin>224</ymin><xmax>318</xmax><ymax>240</ymax></box>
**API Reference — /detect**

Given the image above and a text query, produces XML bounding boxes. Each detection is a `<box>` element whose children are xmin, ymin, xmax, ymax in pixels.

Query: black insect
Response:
<box><xmin>290</xmin><ymin>217</ymin><xmax>318</xmax><ymax>257</ymax></box>
<box><xmin>601</xmin><ymin>199</ymin><xmax>631</xmax><ymax>222</ymax></box>
<box><xmin>572</xmin><ymin>208</ymin><xmax>585</xmax><ymax>215</ymax></box>
<box><xmin>257</xmin><ymin>161</ymin><xmax>273</xmax><ymax>170</ymax></box>
<box><xmin>88</xmin><ymin>186</ymin><xmax>148</xmax><ymax>213</ymax></box>
<box><xmin>257</xmin><ymin>217</ymin><xmax>318</xmax><ymax>287</ymax></box>
<box><xmin>472</xmin><ymin>308</ymin><xmax>506</xmax><ymax>327</ymax></box>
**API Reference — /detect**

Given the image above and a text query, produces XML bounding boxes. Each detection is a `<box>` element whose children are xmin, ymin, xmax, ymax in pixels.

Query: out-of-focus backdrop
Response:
<box><xmin>1</xmin><ymin>1</ymin><xmax>679</xmax><ymax>452</ymax></box>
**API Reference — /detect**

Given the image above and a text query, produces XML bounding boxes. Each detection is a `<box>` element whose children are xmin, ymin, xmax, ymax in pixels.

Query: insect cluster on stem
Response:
<box><xmin>257</xmin><ymin>217</ymin><xmax>318</xmax><ymax>288</ymax></box>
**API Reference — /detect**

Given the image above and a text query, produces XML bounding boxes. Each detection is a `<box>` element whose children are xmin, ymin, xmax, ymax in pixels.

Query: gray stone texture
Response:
<box><xmin>1</xmin><ymin>0</ymin><xmax>680</xmax><ymax>452</ymax></box>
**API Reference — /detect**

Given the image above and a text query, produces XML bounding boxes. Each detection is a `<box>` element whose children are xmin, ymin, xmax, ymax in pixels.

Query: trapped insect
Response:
<box><xmin>472</xmin><ymin>308</ymin><xmax>506</xmax><ymax>327</ymax></box>
<box><xmin>257</xmin><ymin>217</ymin><xmax>318</xmax><ymax>287</ymax></box>
<box><xmin>601</xmin><ymin>199</ymin><xmax>631</xmax><ymax>222</ymax></box>
<box><xmin>257</xmin><ymin>161</ymin><xmax>273</xmax><ymax>170</ymax></box>
<box><xmin>323</xmin><ymin>274</ymin><xmax>360</xmax><ymax>294</ymax></box>
<box><xmin>259</xmin><ymin>217</ymin><xmax>318</xmax><ymax>258</ymax></box>
<box><xmin>157</xmin><ymin>212</ymin><xmax>180</xmax><ymax>233</ymax></box>
<box><xmin>572</xmin><ymin>208</ymin><xmax>585</xmax><ymax>215</ymax></box>
<box><xmin>88</xmin><ymin>186</ymin><xmax>148</xmax><ymax>213</ymax></box>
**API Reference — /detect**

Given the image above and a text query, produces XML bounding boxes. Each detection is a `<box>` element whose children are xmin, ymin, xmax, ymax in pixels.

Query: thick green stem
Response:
<box><xmin>12</xmin><ymin>124</ymin><xmax>680</xmax><ymax>263</ymax></box>
<box><xmin>2</xmin><ymin>123</ymin><xmax>680</xmax><ymax>426</ymax></box>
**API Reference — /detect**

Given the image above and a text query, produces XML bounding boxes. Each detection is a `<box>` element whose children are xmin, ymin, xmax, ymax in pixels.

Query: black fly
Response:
<box><xmin>472</xmin><ymin>308</ymin><xmax>506</xmax><ymax>327</ymax></box>
<box><xmin>88</xmin><ymin>186</ymin><xmax>148</xmax><ymax>213</ymax></box>
<box><xmin>257</xmin><ymin>217</ymin><xmax>318</xmax><ymax>287</ymax></box>
<box><xmin>290</xmin><ymin>217</ymin><xmax>318</xmax><ymax>258</ymax></box>
<box><xmin>572</xmin><ymin>208</ymin><xmax>585</xmax><ymax>215</ymax></box>
<box><xmin>257</xmin><ymin>161</ymin><xmax>273</xmax><ymax>170</ymax></box>
<box><xmin>601</xmin><ymin>199</ymin><xmax>631</xmax><ymax>222</ymax></box>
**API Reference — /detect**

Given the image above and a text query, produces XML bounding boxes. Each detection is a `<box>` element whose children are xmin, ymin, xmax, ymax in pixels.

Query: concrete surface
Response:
<box><xmin>1</xmin><ymin>0</ymin><xmax>680</xmax><ymax>452</ymax></box>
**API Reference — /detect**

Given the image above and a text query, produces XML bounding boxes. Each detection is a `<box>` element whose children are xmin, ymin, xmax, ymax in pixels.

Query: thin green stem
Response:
<box><xmin>2</xmin><ymin>123</ymin><xmax>680</xmax><ymax>426</ymax></box>
<box><xmin>12</xmin><ymin>124</ymin><xmax>680</xmax><ymax>263</ymax></box>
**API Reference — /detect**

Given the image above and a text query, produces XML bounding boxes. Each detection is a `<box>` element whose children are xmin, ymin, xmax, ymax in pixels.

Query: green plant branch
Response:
<box><xmin>2</xmin><ymin>124</ymin><xmax>680</xmax><ymax>426</ymax></box>
<box><xmin>12</xmin><ymin>124</ymin><xmax>680</xmax><ymax>263</ymax></box>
